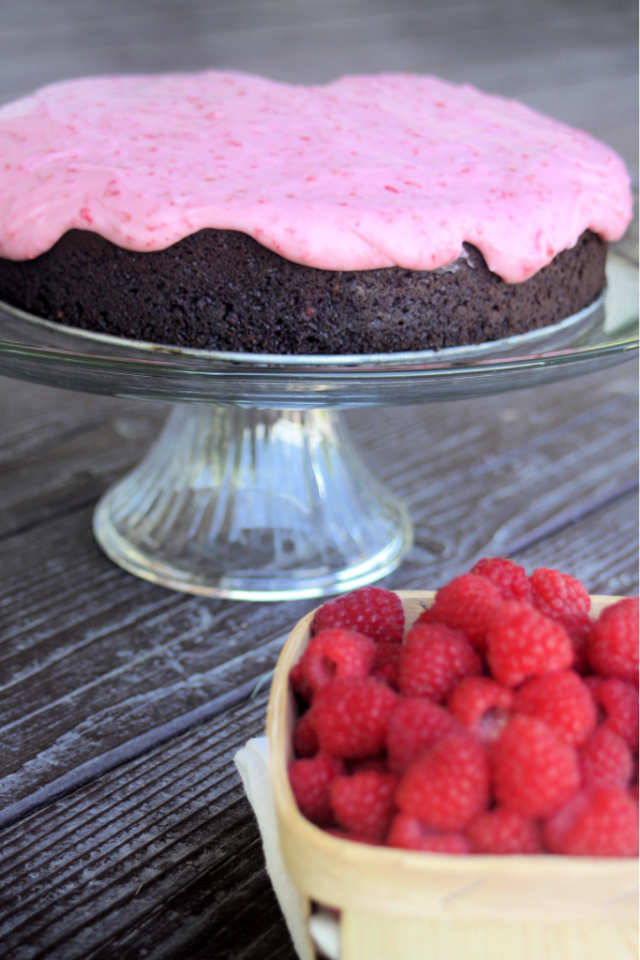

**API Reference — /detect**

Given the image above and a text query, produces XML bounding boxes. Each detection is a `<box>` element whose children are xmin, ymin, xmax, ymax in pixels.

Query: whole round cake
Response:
<box><xmin>0</xmin><ymin>72</ymin><xmax>631</xmax><ymax>354</ymax></box>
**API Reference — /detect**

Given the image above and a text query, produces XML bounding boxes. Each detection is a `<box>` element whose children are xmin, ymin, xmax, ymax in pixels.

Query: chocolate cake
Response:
<box><xmin>0</xmin><ymin>227</ymin><xmax>606</xmax><ymax>353</ymax></box>
<box><xmin>0</xmin><ymin>71</ymin><xmax>630</xmax><ymax>354</ymax></box>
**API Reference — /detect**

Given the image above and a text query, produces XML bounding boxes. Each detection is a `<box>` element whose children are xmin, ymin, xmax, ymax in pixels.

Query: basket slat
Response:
<box><xmin>341</xmin><ymin>912</ymin><xmax>639</xmax><ymax>960</ymax></box>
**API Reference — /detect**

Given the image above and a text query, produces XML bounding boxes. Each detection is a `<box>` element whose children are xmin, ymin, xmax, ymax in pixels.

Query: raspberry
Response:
<box><xmin>329</xmin><ymin>770</ymin><xmax>399</xmax><ymax>841</ymax></box>
<box><xmin>301</xmin><ymin>628</ymin><xmax>375</xmax><ymax>695</ymax></box>
<box><xmin>512</xmin><ymin>670</ymin><xmax>596</xmax><ymax>746</ymax></box>
<box><xmin>590</xmin><ymin>677</ymin><xmax>639</xmax><ymax>751</ymax></box>
<box><xmin>429</xmin><ymin>574</ymin><xmax>503</xmax><ymax>651</ymax></box>
<box><xmin>588</xmin><ymin>597</ymin><xmax>639</xmax><ymax>685</ymax></box>
<box><xmin>584</xmin><ymin>675</ymin><xmax>601</xmax><ymax>698</ymax></box>
<box><xmin>289</xmin><ymin>659</ymin><xmax>313</xmax><ymax>703</ymax></box>
<box><xmin>386</xmin><ymin>697</ymin><xmax>460</xmax><ymax>773</ymax></box>
<box><xmin>414</xmin><ymin>606</ymin><xmax>438</xmax><ymax>626</ymax></box>
<box><xmin>371</xmin><ymin>641</ymin><xmax>401</xmax><ymax>689</ymax></box>
<box><xmin>471</xmin><ymin>557</ymin><xmax>532</xmax><ymax>602</ymax></box>
<box><xmin>563</xmin><ymin>612</ymin><xmax>593</xmax><ymax>674</ymax></box>
<box><xmin>310</xmin><ymin>586</ymin><xmax>405</xmax><ymax>643</ymax></box>
<box><xmin>398</xmin><ymin>622</ymin><xmax>481</xmax><ymax>702</ymax></box>
<box><xmin>544</xmin><ymin>788</ymin><xmax>639</xmax><ymax>857</ymax></box>
<box><xmin>290</xmin><ymin>575</ymin><xmax>640</xmax><ymax>859</ymax></box>
<box><xmin>313</xmin><ymin>678</ymin><xmax>398</xmax><ymax>759</ymax></box>
<box><xmin>292</xmin><ymin>709</ymin><xmax>319</xmax><ymax>758</ymax></box>
<box><xmin>396</xmin><ymin>733</ymin><xmax>490</xmax><ymax>831</ymax></box>
<box><xmin>289</xmin><ymin>753</ymin><xmax>345</xmax><ymax>826</ymax></box>
<box><xmin>466</xmin><ymin>808</ymin><xmax>542</xmax><ymax>854</ymax></box>
<box><xmin>529</xmin><ymin>567</ymin><xmax>590</xmax><ymax>630</ymax></box>
<box><xmin>486</xmin><ymin>601</ymin><xmax>574</xmax><ymax>687</ymax></box>
<box><xmin>347</xmin><ymin>755</ymin><xmax>388</xmax><ymax>774</ymax></box>
<box><xmin>579</xmin><ymin>727</ymin><xmax>632</xmax><ymax>791</ymax></box>
<box><xmin>447</xmin><ymin>676</ymin><xmax>513</xmax><ymax>742</ymax></box>
<box><xmin>491</xmin><ymin>715</ymin><xmax>580</xmax><ymax>817</ymax></box>
<box><xmin>387</xmin><ymin>814</ymin><xmax>470</xmax><ymax>853</ymax></box>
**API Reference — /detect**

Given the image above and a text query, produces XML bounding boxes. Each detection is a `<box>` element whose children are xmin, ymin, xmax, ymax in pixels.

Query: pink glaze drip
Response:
<box><xmin>0</xmin><ymin>71</ymin><xmax>632</xmax><ymax>282</ymax></box>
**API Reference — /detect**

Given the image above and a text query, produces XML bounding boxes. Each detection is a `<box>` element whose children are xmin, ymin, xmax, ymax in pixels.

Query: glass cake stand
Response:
<box><xmin>0</xmin><ymin>253</ymin><xmax>637</xmax><ymax>601</ymax></box>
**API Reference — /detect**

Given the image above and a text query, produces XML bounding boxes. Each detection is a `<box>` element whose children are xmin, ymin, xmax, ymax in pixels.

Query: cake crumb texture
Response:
<box><xmin>0</xmin><ymin>227</ymin><xmax>606</xmax><ymax>353</ymax></box>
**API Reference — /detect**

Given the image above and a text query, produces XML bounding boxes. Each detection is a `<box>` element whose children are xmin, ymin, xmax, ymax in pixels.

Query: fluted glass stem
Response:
<box><xmin>93</xmin><ymin>404</ymin><xmax>412</xmax><ymax>600</ymax></box>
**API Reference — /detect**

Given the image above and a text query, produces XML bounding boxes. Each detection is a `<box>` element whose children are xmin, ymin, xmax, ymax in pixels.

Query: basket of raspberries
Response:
<box><xmin>266</xmin><ymin>559</ymin><xmax>638</xmax><ymax>960</ymax></box>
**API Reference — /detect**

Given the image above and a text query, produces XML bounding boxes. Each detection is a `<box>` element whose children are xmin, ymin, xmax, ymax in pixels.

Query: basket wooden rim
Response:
<box><xmin>267</xmin><ymin>591</ymin><xmax>638</xmax><ymax>922</ymax></box>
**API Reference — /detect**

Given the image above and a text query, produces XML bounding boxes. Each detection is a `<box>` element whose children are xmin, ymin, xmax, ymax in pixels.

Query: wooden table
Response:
<box><xmin>0</xmin><ymin>2</ymin><xmax>637</xmax><ymax>957</ymax></box>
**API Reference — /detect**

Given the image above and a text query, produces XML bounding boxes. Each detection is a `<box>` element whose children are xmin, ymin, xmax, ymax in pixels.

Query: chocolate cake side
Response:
<box><xmin>0</xmin><ymin>228</ymin><xmax>606</xmax><ymax>354</ymax></box>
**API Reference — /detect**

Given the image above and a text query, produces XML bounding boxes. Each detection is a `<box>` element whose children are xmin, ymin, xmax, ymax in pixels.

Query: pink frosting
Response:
<box><xmin>0</xmin><ymin>71</ymin><xmax>632</xmax><ymax>282</ymax></box>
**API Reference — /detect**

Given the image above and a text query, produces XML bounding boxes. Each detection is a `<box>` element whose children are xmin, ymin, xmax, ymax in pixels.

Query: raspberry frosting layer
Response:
<box><xmin>0</xmin><ymin>71</ymin><xmax>632</xmax><ymax>282</ymax></box>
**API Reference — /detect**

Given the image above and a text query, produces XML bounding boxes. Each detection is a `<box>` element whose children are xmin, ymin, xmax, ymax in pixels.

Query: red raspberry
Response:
<box><xmin>589</xmin><ymin>677</ymin><xmax>639</xmax><ymax>751</ymax></box>
<box><xmin>347</xmin><ymin>755</ymin><xmax>388</xmax><ymax>774</ymax></box>
<box><xmin>310</xmin><ymin>587</ymin><xmax>405</xmax><ymax>643</ymax></box>
<box><xmin>329</xmin><ymin>770</ymin><xmax>399</xmax><ymax>842</ymax></box>
<box><xmin>447</xmin><ymin>676</ymin><xmax>513</xmax><ymax>742</ymax></box>
<box><xmin>414</xmin><ymin>606</ymin><xmax>438</xmax><ymax>626</ymax></box>
<box><xmin>289</xmin><ymin>753</ymin><xmax>345</xmax><ymax>826</ymax></box>
<box><xmin>313</xmin><ymin>678</ymin><xmax>398</xmax><ymax>759</ymax></box>
<box><xmin>512</xmin><ymin>670</ymin><xmax>596</xmax><ymax>746</ymax></box>
<box><xmin>466</xmin><ymin>808</ymin><xmax>542</xmax><ymax>854</ymax></box>
<box><xmin>471</xmin><ymin>557</ymin><xmax>532</xmax><ymax>602</ymax></box>
<box><xmin>289</xmin><ymin>659</ymin><xmax>313</xmax><ymax>703</ymax></box>
<box><xmin>387</xmin><ymin>814</ymin><xmax>470</xmax><ymax>853</ymax></box>
<box><xmin>396</xmin><ymin>733</ymin><xmax>490</xmax><ymax>831</ymax></box>
<box><xmin>491</xmin><ymin>715</ymin><xmax>580</xmax><ymax>818</ymax></box>
<box><xmin>386</xmin><ymin>697</ymin><xmax>460</xmax><ymax>773</ymax></box>
<box><xmin>292</xmin><ymin>709</ymin><xmax>319</xmax><ymax>758</ymax></box>
<box><xmin>583</xmin><ymin>675</ymin><xmax>601</xmax><ymax>698</ymax></box>
<box><xmin>487</xmin><ymin>601</ymin><xmax>574</xmax><ymax>687</ymax></box>
<box><xmin>588</xmin><ymin>597</ymin><xmax>639</xmax><ymax>685</ymax></box>
<box><xmin>563</xmin><ymin>612</ymin><xmax>593</xmax><ymax>674</ymax></box>
<box><xmin>579</xmin><ymin>727</ymin><xmax>633</xmax><ymax>791</ymax></box>
<box><xmin>371</xmin><ymin>641</ymin><xmax>402</xmax><ymax>689</ymax></box>
<box><xmin>529</xmin><ymin>567</ymin><xmax>590</xmax><ymax>632</ymax></box>
<box><xmin>398</xmin><ymin>623</ymin><xmax>481</xmax><ymax>702</ymax></box>
<box><xmin>544</xmin><ymin>788</ymin><xmax>639</xmax><ymax>857</ymax></box>
<box><xmin>429</xmin><ymin>574</ymin><xmax>503</xmax><ymax>651</ymax></box>
<box><xmin>301</xmin><ymin>628</ymin><xmax>375</xmax><ymax>695</ymax></box>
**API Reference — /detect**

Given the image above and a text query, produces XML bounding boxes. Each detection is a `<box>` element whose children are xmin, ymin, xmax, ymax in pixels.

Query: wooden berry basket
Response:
<box><xmin>267</xmin><ymin>591</ymin><xmax>638</xmax><ymax>960</ymax></box>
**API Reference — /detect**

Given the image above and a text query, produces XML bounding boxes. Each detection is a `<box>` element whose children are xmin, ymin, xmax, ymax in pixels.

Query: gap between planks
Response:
<box><xmin>0</xmin><ymin>670</ymin><xmax>275</xmax><ymax>833</ymax></box>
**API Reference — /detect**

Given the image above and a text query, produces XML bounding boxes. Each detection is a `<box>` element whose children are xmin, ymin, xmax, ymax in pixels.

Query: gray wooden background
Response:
<box><xmin>0</xmin><ymin>1</ymin><xmax>637</xmax><ymax>958</ymax></box>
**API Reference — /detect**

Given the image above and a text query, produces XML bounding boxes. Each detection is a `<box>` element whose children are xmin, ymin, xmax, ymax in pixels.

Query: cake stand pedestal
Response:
<box><xmin>0</xmin><ymin>253</ymin><xmax>636</xmax><ymax>600</ymax></box>
<box><xmin>93</xmin><ymin>404</ymin><xmax>411</xmax><ymax>600</ymax></box>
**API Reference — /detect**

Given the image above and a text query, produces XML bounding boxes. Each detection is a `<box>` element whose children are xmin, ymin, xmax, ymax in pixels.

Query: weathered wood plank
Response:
<box><xmin>0</xmin><ymin>692</ymin><xmax>297</xmax><ymax>960</ymax></box>
<box><xmin>513</xmin><ymin>490</ymin><xmax>639</xmax><ymax>594</ymax></box>
<box><xmin>351</xmin><ymin>360</ymin><xmax>638</xmax><ymax>581</ymax></box>
<box><xmin>0</xmin><ymin>378</ymin><xmax>164</xmax><ymax>467</ymax></box>
<box><xmin>0</xmin><ymin>418</ymin><xmax>164</xmax><ymax>539</ymax></box>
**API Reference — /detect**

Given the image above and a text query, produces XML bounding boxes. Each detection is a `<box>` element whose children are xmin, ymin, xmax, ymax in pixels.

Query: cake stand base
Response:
<box><xmin>93</xmin><ymin>404</ymin><xmax>413</xmax><ymax>600</ymax></box>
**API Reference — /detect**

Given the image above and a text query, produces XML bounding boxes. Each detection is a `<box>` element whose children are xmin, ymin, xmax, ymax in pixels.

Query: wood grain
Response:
<box><xmin>0</xmin><ymin>692</ymin><xmax>296</xmax><ymax>960</ymax></box>
<box><xmin>0</xmin><ymin>0</ymin><xmax>636</xmax><ymax>957</ymax></box>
